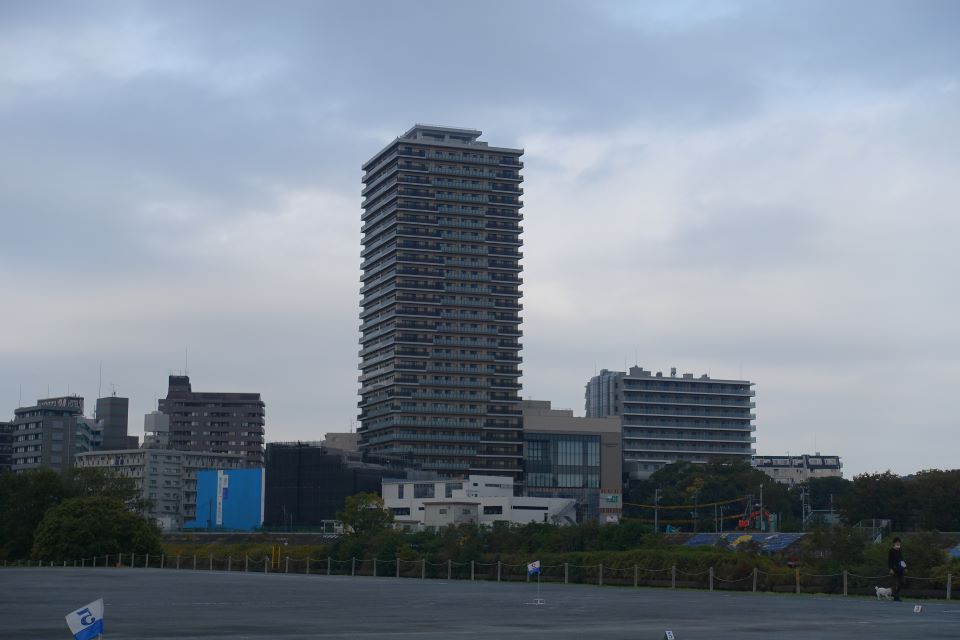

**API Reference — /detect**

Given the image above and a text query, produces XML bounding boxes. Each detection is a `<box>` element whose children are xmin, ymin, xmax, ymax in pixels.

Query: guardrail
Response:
<box><xmin>3</xmin><ymin>556</ymin><xmax>953</xmax><ymax>601</ymax></box>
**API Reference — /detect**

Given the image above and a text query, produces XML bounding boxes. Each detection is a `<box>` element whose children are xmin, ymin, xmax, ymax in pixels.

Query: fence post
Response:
<box><xmin>672</xmin><ymin>565</ymin><xmax>676</xmax><ymax>589</ymax></box>
<box><xmin>599</xmin><ymin>564</ymin><xmax>603</xmax><ymax>586</ymax></box>
<box><xmin>447</xmin><ymin>559</ymin><xmax>452</xmax><ymax>581</ymax></box>
<box><xmin>306</xmin><ymin>557</ymin><xmax>311</xmax><ymax>575</ymax></box>
<box><xmin>396</xmin><ymin>558</ymin><xmax>400</xmax><ymax>578</ymax></box>
<box><xmin>161</xmin><ymin>554</ymin><xmax>165</xmax><ymax>570</ymax></box>
<box><xmin>497</xmin><ymin>561</ymin><xmax>501</xmax><ymax>583</ymax></box>
<box><xmin>327</xmin><ymin>557</ymin><xmax>331</xmax><ymax>576</ymax></box>
<box><xmin>471</xmin><ymin>560</ymin><xmax>475</xmax><ymax>581</ymax></box>
<box><xmin>146</xmin><ymin>553</ymin><xmax>150</xmax><ymax>568</ymax></box>
<box><xmin>752</xmin><ymin>567</ymin><xmax>758</xmax><ymax>593</ymax></box>
<box><xmin>286</xmin><ymin>557</ymin><xmax>290</xmax><ymax>574</ymax></box>
<box><xmin>209</xmin><ymin>555</ymin><xmax>213</xmax><ymax>572</ymax></box>
<box><xmin>245</xmin><ymin>556</ymin><xmax>248</xmax><ymax>572</ymax></box>
<box><xmin>82</xmin><ymin>559</ymin><xmax>85</xmax><ymax>568</ymax></box>
<box><xmin>193</xmin><ymin>555</ymin><xmax>197</xmax><ymax>571</ymax></box>
<box><xmin>634</xmin><ymin>565</ymin><xmax>638</xmax><ymax>588</ymax></box>
<box><xmin>264</xmin><ymin>556</ymin><xmax>269</xmax><ymax>574</ymax></box>
<box><xmin>843</xmin><ymin>570</ymin><xmax>848</xmax><ymax>596</ymax></box>
<box><xmin>564</xmin><ymin>563</ymin><xmax>568</xmax><ymax>585</ymax></box>
<box><xmin>795</xmin><ymin>567</ymin><xmax>800</xmax><ymax>595</ymax></box>
<box><xmin>422</xmin><ymin>559</ymin><xmax>426</xmax><ymax>580</ymax></box>
<box><xmin>374</xmin><ymin>558</ymin><xmax>377</xmax><ymax>577</ymax></box>
<box><xmin>709</xmin><ymin>567</ymin><xmax>714</xmax><ymax>592</ymax></box>
<box><xmin>176</xmin><ymin>555</ymin><xmax>181</xmax><ymax>570</ymax></box>
<box><xmin>947</xmin><ymin>574</ymin><xmax>952</xmax><ymax>600</ymax></box>
<box><xmin>227</xmin><ymin>556</ymin><xmax>232</xmax><ymax>572</ymax></box>
<box><xmin>351</xmin><ymin>557</ymin><xmax>356</xmax><ymax>577</ymax></box>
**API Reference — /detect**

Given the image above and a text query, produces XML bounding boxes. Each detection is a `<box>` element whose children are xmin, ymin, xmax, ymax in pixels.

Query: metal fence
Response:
<box><xmin>3</xmin><ymin>555</ymin><xmax>953</xmax><ymax>601</ymax></box>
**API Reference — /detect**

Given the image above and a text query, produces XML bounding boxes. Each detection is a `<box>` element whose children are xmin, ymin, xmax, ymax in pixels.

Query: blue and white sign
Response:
<box><xmin>527</xmin><ymin>560</ymin><xmax>541</xmax><ymax>575</ymax></box>
<box><xmin>65</xmin><ymin>598</ymin><xmax>104</xmax><ymax>640</ymax></box>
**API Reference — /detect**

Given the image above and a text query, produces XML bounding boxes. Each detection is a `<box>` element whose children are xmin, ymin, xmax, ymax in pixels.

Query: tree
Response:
<box><xmin>64</xmin><ymin>468</ymin><xmax>149</xmax><ymax>514</ymax></box>
<box><xmin>0</xmin><ymin>469</ymin><xmax>70</xmax><ymax>560</ymax></box>
<box><xmin>336</xmin><ymin>492</ymin><xmax>393</xmax><ymax>537</ymax></box>
<box><xmin>32</xmin><ymin>496</ymin><xmax>162</xmax><ymax>561</ymax></box>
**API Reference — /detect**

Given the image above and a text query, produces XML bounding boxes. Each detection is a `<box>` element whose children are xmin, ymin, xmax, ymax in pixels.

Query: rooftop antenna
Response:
<box><xmin>185</xmin><ymin>347</ymin><xmax>189</xmax><ymax>376</ymax></box>
<box><xmin>18</xmin><ymin>384</ymin><xmax>22</xmax><ymax>407</ymax></box>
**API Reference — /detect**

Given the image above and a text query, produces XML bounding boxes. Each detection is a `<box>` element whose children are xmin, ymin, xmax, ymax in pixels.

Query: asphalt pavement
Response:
<box><xmin>3</xmin><ymin>567</ymin><xmax>958</xmax><ymax>639</ymax></box>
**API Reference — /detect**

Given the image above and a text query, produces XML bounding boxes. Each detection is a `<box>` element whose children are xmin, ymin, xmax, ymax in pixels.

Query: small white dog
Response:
<box><xmin>875</xmin><ymin>586</ymin><xmax>894</xmax><ymax>600</ymax></box>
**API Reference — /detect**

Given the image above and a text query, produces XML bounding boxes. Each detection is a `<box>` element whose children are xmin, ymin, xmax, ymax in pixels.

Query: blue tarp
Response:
<box><xmin>684</xmin><ymin>532</ymin><xmax>806</xmax><ymax>553</ymax></box>
<box><xmin>948</xmin><ymin>544</ymin><xmax>960</xmax><ymax>559</ymax></box>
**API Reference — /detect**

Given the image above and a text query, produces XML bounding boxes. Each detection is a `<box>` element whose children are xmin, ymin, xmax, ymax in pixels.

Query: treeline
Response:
<box><xmin>0</xmin><ymin>468</ymin><xmax>162</xmax><ymax>561</ymax></box>
<box><xmin>625</xmin><ymin>461</ymin><xmax>960</xmax><ymax>532</ymax></box>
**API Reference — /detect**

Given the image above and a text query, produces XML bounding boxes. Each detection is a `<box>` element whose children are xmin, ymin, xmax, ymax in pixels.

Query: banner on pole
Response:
<box><xmin>527</xmin><ymin>560</ymin><xmax>541</xmax><ymax>575</ymax></box>
<box><xmin>65</xmin><ymin>598</ymin><xmax>104</xmax><ymax>640</ymax></box>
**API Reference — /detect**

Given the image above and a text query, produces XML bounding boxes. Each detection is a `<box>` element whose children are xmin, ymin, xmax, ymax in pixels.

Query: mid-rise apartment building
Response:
<box><xmin>95</xmin><ymin>395</ymin><xmax>138</xmax><ymax>450</ymax></box>
<box><xmin>158</xmin><ymin>375</ymin><xmax>265</xmax><ymax>466</ymax></box>
<box><xmin>585</xmin><ymin>367</ymin><xmax>756</xmax><ymax>479</ymax></box>
<box><xmin>9</xmin><ymin>396</ymin><xmax>96</xmax><ymax>473</ymax></box>
<box><xmin>358</xmin><ymin>125</ymin><xmax>525</xmax><ymax>480</ymax></box>
<box><xmin>75</xmin><ymin>448</ymin><xmax>247</xmax><ymax>530</ymax></box>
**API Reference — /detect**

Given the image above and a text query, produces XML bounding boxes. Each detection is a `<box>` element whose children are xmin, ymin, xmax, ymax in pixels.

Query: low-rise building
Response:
<box><xmin>382</xmin><ymin>475</ymin><xmax>577</xmax><ymax>531</ymax></box>
<box><xmin>186</xmin><ymin>468</ymin><xmax>264</xmax><ymax>531</ymax></box>
<box><xmin>522</xmin><ymin>400</ymin><xmax>623</xmax><ymax>524</ymax></box>
<box><xmin>75</xmin><ymin>448</ymin><xmax>247</xmax><ymax>530</ymax></box>
<box><xmin>264</xmin><ymin>441</ymin><xmax>392</xmax><ymax>528</ymax></box>
<box><xmin>752</xmin><ymin>454</ymin><xmax>843</xmax><ymax>486</ymax></box>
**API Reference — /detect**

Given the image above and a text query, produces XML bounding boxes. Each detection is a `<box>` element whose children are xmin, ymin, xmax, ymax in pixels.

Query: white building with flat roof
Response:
<box><xmin>752</xmin><ymin>454</ymin><xmax>843</xmax><ymax>486</ymax></box>
<box><xmin>382</xmin><ymin>475</ymin><xmax>577</xmax><ymax>530</ymax></box>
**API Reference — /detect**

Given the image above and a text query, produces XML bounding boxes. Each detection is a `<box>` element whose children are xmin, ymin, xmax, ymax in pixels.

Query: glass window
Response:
<box><xmin>414</xmin><ymin>483</ymin><xmax>435</xmax><ymax>499</ymax></box>
<box><xmin>397</xmin><ymin>484</ymin><xmax>405</xmax><ymax>499</ymax></box>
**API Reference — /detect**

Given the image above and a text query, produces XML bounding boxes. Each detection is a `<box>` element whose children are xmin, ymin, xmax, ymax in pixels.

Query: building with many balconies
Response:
<box><xmin>358</xmin><ymin>125</ymin><xmax>525</xmax><ymax>481</ymax></box>
<box><xmin>585</xmin><ymin>367</ymin><xmax>756</xmax><ymax>479</ymax></box>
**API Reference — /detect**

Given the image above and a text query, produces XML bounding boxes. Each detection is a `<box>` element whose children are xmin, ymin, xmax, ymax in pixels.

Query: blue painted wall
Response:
<box><xmin>186</xmin><ymin>468</ymin><xmax>264</xmax><ymax>531</ymax></box>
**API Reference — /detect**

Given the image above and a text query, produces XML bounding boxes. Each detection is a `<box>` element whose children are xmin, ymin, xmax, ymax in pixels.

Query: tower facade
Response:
<box><xmin>358</xmin><ymin>125</ymin><xmax>524</xmax><ymax>481</ymax></box>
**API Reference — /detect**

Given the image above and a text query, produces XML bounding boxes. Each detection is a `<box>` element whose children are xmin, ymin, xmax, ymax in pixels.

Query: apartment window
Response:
<box><xmin>396</xmin><ymin>484</ymin><xmax>405</xmax><ymax>499</ymax></box>
<box><xmin>391</xmin><ymin>507</ymin><xmax>410</xmax><ymax>516</ymax></box>
<box><xmin>414</xmin><ymin>483</ymin><xmax>435</xmax><ymax>499</ymax></box>
<box><xmin>483</xmin><ymin>505</ymin><xmax>502</xmax><ymax>515</ymax></box>
<box><xmin>444</xmin><ymin>482</ymin><xmax>462</xmax><ymax>498</ymax></box>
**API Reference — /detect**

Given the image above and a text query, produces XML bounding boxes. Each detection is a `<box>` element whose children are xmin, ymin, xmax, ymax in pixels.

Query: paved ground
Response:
<box><xmin>3</xmin><ymin>568</ymin><xmax>959</xmax><ymax>639</ymax></box>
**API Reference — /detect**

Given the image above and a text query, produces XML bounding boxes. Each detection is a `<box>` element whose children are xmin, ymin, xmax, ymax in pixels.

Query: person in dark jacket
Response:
<box><xmin>888</xmin><ymin>537</ymin><xmax>906</xmax><ymax>601</ymax></box>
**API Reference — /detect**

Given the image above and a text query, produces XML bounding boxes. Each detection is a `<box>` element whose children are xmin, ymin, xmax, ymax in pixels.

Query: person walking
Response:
<box><xmin>888</xmin><ymin>537</ymin><xmax>906</xmax><ymax>601</ymax></box>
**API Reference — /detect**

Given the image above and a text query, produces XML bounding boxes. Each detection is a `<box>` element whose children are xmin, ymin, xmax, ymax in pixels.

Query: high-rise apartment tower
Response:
<box><xmin>358</xmin><ymin>125</ymin><xmax>524</xmax><ymax>481</ymax></box>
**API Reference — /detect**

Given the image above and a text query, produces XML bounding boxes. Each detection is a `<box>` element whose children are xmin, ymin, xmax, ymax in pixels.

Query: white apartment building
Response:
<box><xmin>382</xmin><ymin>475</ymin><xmax>577</xmax><ymax>530</ymax></box>
<box><xmin>752</xmin><ymin>454</ymin><xmax>843</xmax><ymax>486</ymax></box>
<box><xmin>75</xmin><ymin>448</ymin><xmax>247</xmax><ymax>530</ymax></box>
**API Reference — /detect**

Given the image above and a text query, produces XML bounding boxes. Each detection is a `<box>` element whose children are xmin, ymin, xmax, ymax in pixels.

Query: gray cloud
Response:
<box><xmin>1</xmin><ymin>0</ymin><xmax>958</xmax><ymax>475</ymax></box>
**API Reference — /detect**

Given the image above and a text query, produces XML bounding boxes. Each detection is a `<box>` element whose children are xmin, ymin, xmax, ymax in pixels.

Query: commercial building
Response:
<box><xmin>357</xmin><ymin>125</ymin><xmax>525</xmax><ymax>481</ymax></box>
<box><xmin>585</xmin><ymin>367</ymin><xmax>756</xmax><ymax>479</ymax></box>
<box><xmin>95</xmin><ymin>395</ymin><xmax>138</xmax><ymax>450</ymax></box>
<box><xmin>9</xmin><ymin>396</ymin><xmax>94</xmax><ymax>473</ymax></box>
<box><xmin>382</xmin><ymin>475</ymin><xmax>576</xmax><ymax>531</ymax></box>
<box><xmin>75</xmin><ymin>448</ymin><xmax>247</xmax><ymax>530</ymax></box>
<box><xmin>0</xmin><ymin>421</ymin><xmax>12</xmax><ymax>473</ymax></box>
<box><xmin>522</xmin><ymin>400</ymin><xmax>622</xmax><ymax>524</ymax></box>
<box><xmin>186</xmin><ymin>468</ymin><xmax>265</xmax><ymax>531</ymax></box>
<box><xmin>158</xmin><ymin>375</ymin><xmax>265</xmax><ymax>466</ymax></box>
<box><xmin>263</xmin><ymin>442</ymin><xmax>391</xmax><ymax>528</ymax></box>
<box><xmin>752</xmin><ymin>454</ymin><xmax>843</xmax><ymax>486</ymax></box>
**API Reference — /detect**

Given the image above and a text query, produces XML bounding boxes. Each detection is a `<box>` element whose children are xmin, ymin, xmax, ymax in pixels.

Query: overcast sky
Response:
<box><xmin>1</xmin><ymin>0</ymin><xmax>957</xmax><ymax>477</ymax></box>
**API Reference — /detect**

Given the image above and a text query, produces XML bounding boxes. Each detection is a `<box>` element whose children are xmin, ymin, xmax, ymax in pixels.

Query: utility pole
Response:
<box><xmin>759</xmin><ymin>484</ymin><xmax>764</xmax><ymax>532</ymax></box>
<box><xmin>654</xmin><ymin>488</ymin><xmax>661</xmax><ymax>534</ymax></box>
